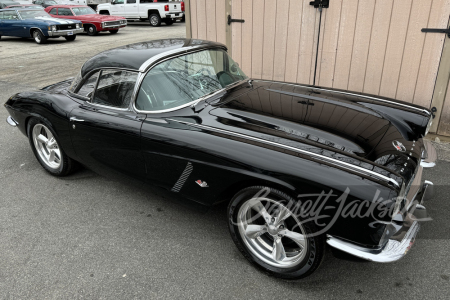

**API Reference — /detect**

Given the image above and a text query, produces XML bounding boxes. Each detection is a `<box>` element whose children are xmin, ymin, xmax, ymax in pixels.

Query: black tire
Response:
<box><xmin>32</xmin><ymin>30</ymin><xmax>47</xmax><ymax>44</ymax></box>
<box><xmin>227</xmin><ymin>186</ymin><xmax>325</xmax><ymax>280</ymax></box>
<box><xmin>149</xmin><ymin>13</ymin><xmax>161</xmax><ymax>27</ymax></box>
<box><xmin>109</xmin><ymin>30</ymin><xmax>119</xmax><ymax>34</ymax></box>
<box><xmin>86</xmin><ymin>25</ymin><xmax>98</xmax><ymax>36</ymax></box>
<box><xmin>181</xmin><ymin>15</ymin><xmax>185</xmax><ymax>23</ymax></box>
<box><xmin>64</xmin><ymin>35</ymin><xmax>76</xmax><ymax>41</ymax></box>
<box><xmin>164</xmin><ymin>19</ymin><xmax>174</xmax><ymax>26</ymax></box>
<box><xmin>27</xmin><ymin>118</ymin><xmax>78</xmax><ymax>177</ymax></box>
<box><xmin>99</xmin><ymin>10</ymin><xmax>110</xmax><ymax>15</ymax></box>
<box><xmin>0</xmin><ymin>35</ymin><xmax>2</xmax><ymax>40</ymax></box>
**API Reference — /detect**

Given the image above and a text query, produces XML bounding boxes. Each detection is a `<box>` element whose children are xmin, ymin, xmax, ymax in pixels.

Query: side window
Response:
<box><xmin>114</xmin><ymin>0</ymin><xmax>125</xmax><ymax>4</ymax></box>
<box><xmin>75</xmin><ymin>71</ymin><xmax>99</xmax><ymax>98</ymax></box>
<box><xmin>58</xmin><ymin>8</ymin><xmax>73</xmax><ymax>16</ymax></box>
<box><xmin>140</xmin><ymin>0</ymin><xmax>155</xmax><ymax>3</ymax></box>
<box><xmin>126</xmin><ymin>0</ymin><xmax>136</xmax><ymax>3</ymax></box>
<box><xmin>4</xmin><ymin>11</ymin><xmax>19</xmax><ymax>20</ymax></box>
<box><xmin>92</xmin><ymin>70</ymin><xmax>138</xmax><ymax>109</ymax></box>
<box><xmin>0</xmin><ymin>12</ymin><xmax>3</xmax><ymax>20</ymax></box>
<box><xmin>49</xmin><ymin>8</ymin><xmax>57</xmax><ymax>14</ymax></box>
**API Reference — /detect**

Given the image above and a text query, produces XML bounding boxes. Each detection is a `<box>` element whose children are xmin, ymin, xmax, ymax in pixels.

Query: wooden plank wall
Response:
<box><xmin>188</xmin><ymin>0</ymin><xmax>450</xmax><ymax>135</ymax></box>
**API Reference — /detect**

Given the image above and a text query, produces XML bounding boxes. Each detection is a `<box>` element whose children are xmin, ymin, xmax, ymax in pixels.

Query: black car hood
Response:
<box><xmin>208</xmin><ymin>80</ymin><xmax>428</xmax><ymax>185</ymax></box>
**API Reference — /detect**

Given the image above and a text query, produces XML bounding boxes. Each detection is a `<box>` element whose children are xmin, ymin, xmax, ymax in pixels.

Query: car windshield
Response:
<box><xmin>135</xmin><ymin>49</ymin><xmax>248</xmax><ymax>112</ymax></box>
<box><xmin>18</xmin><ymin>10</ymin><xmax>51</xmax><ymax>19</ymax></box>
<box><xmin>72</xmin><ymin>6</ymin><xmax>95</xmax><ymax>15</ymax></box>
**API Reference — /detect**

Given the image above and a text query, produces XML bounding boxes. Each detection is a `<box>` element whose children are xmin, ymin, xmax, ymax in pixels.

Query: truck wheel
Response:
<box><xmin>164</xmin><ymin>19</ymin><xmax>174</xmax><ymax>26</ymax></box>
<box><xmin>86</xmin><ymin>25</ymin><xmax>98</xmax><ymax>36</ymax></box>
<box><xmin>181</xmin><ymin>15</ymin><xmax>185</xmax><ymax>22</ymax></box>
<box><xmin>109</xmin><ymin>30</ymin><xmax>119</xmax><ymax>34</ymax></box>
<box><xmin>99</xmin><ymin>10</ymin><xmax>109</xmax><ymax>15</ymax></box>
<box><xmin>64</xmin><ymin>35</ymin><xmax>76</xmax><ymax>41</ymax></box>
<box><xmin>149</xmin><ymin>13</ymin><xmax>161</xmax><ymax>27</ymax></box>
<box><xmin>32</xmin><ymin>30</ymin><xmax>47</xmax><ymax>44</ymax></box>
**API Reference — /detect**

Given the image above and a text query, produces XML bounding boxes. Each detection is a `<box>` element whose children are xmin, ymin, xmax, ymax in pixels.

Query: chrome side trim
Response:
<box><xmin>167</xmin><ymin>120</ymin><xmax>400</xmax><ymax>188</ymax></box>
<box><xmin>327</xmin><ymin>221</ymin><xmax>420</xmax><ymax>263</ymax></box>
<box><xmin>6</xmin><ymin>116</ymin><xmax>18</xmax><ymax>127</ymax></box>
<box><xmin>254</xmin><ymin>80</ymin><xmax>431</xmax><ymax>115</ymax></box>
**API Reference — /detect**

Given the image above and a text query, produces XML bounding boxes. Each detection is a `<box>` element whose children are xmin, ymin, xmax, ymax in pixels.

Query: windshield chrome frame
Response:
<box><xmin>132</xmin><ymin>47</ymin><xmax>246</xmax><ymax>114</ymax></box>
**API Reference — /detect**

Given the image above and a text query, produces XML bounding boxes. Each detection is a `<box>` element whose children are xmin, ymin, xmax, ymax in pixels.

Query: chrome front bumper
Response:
<box><xmin>327</xmin><ymin>180</ymin><xmax>434</xmax><ymax>263</ymax></box>
<box><xmin>48</xmin><ymin>28</ymin><xmax>84</xmax><ymax>37</ymax></box>
<box><xmin>6</xmin><ymin>116</ymin><xmax>18</xmax><ymax>127</ymax></box>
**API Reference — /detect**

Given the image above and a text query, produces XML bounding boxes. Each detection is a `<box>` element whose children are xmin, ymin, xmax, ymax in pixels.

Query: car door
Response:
<box><xmin>69</xmin><ymin>69</ymin><xmax>147</xmax><ymax>180</ymax></box>
<box><xmin>0</xmin><ymin>12</ymin><xmax>4</xmax><ymax>34</ymax></box>
<box><xmin>124</xmin><ymin>0</ymin><xmax>138</xmax><ymax>18</ymax></box>
<box><xmin>136</xmin><ymin>49</ymin><xmax>233</xmax><ymax>191</ymax></box>
<box><xmin>110</xmin><ymin>0</ymin><xmax>125</xmax><ymax>16</ymax></box>
<box><xmin>1</xmin><ymin>11</ymin><xmax>23</xmax><ymax>37</ymax></box>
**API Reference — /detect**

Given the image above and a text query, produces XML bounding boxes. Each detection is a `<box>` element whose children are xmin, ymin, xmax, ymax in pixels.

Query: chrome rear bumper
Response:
<box><xmin>6</xmin><ymin>116</ymin><xmax>18</xmax><ymax>127</ymax></box>
<box><xmin>327</xmin><ymin>179</ymin><xmax>434</xmax><ymax>263</ymax></box>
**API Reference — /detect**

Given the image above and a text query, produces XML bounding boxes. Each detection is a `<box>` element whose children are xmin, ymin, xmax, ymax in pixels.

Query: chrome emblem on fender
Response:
<box><xmin>392</xmin><ymin>141</ymin><xmax>406</xmax><ymax>152</ymax></box>
<box><xmin>195</xmin><ymin>180</ymin><xmax>208</xmax><ymax>187</ymax></box>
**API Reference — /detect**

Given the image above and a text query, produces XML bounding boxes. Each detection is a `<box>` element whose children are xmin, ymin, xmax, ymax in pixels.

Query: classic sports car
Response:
<box><xmin>0</xmin><ymin>8</ymin><xmax>83</xmax><ymax>43</ymax></box>
<box><xmin>45</xmin><ymin>5</ymin><xmax>126</xmax><ymax>35</ymax></box>
<box><xmin>4</xmin><ymin>39</ymin><xmax>436</xmax><ymax>279</ymax></box>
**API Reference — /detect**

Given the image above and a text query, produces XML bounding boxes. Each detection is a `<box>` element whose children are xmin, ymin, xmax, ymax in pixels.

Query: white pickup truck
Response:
<box><xmin>96</xmin><ymin>0</ymin><xmax>184</xmax><ymax>26</ymax></box>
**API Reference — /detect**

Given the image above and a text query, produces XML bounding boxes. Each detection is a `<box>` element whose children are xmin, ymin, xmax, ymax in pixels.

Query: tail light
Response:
<box><xmin>164</xmin><ymin>4</ymin><xmax>169</xmax><ymax>11</ymax></box>
<box><xmin>181</xmin><ymin>1</ymin><xmax>185</xmax><ymax>11</ymax></box>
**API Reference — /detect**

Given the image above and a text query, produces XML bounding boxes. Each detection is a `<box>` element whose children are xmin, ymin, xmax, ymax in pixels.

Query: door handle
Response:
<box><xmin>70</xmin><ymin>117</ymin><xmax>84</xmax><ymax>122</ymax></box>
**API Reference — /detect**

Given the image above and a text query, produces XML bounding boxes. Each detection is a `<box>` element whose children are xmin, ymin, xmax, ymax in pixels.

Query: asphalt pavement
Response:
<box><xmin>0</xmin><ymin>22</ymin><xmax>449</xmax><ymax>299</ymax></box>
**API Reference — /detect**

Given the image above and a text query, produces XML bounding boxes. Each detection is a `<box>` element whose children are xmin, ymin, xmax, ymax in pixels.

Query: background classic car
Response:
<box><xmin>45</xmin><ymin>5</ymin><xmax>126</xmax><ymax>35</ymax></box>
<box><xmin>4</xmin><ymin>39</ymin><xmax>436</xmax><ymax>279</ymax></box>
<box><xmin>0</xmin><ymin>8</ymin><xmax>83</xmax><ymax>43</ymax></box>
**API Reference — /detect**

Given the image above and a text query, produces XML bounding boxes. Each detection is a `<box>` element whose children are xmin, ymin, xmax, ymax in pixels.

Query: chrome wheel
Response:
<box><xmin>33</xmin><ymin>31</ymin><xmax>41</xmax><ymax>43</ymax></box>
<box><xmin>88</xmin><ymin>27</ymin><xmax>94</xmax><ymax>33</ymax></box>
<box><xmin>237</xmin><ymin>197</ymin><xmax>308</xmax><ymax>268</ymax></box>
<box><xmin>32</xmin><ymin>124</ymin><xmax>61</xmax><ymax>169</ymax></box>
<box><xmin>150</xmin><ymin>16</ymin><xmax>159</xmax><ymax>26</ymax></box>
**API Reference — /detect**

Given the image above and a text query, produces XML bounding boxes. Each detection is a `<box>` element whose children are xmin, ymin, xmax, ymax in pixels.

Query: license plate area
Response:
<box><xmin>67</xmin><ymin>31</ymin><xmax>73</xmax><ymax>35</ymax></box>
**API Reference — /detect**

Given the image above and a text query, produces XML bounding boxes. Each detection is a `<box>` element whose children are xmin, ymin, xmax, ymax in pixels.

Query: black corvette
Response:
<box><xmin>4</xmin><ymin>38</ymin><xmax>436</xmax><ymax>279</ymax></box>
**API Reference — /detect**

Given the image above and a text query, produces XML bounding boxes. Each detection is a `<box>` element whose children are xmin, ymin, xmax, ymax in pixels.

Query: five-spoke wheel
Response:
<box><xmin>32</xmin><ymin>124</ymin><xmax>61</xmax><ymax>169</ymax></box>
<box><xmin>28</xmin><ymin>118</ymin><xmax>78</xmax><ymax>176</ymax></box>
<box><xmin>238</xmin><ymin>197</ymin><xmax>308</xmax><ymax>268</ymax></box>
<box><xmin>228</xmin><ymin>186</ymin><xmax>325</xmax><ymax>279</ymax></box>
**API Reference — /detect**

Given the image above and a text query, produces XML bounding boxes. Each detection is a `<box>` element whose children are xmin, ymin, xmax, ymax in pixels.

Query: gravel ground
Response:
<box><xmin>1</xmin><ymin>22</ymin><xmax>449</xmax><ymax>300</ymax></box>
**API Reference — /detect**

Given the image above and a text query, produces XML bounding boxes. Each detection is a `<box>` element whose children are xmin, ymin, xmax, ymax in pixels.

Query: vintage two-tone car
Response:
<box><xmin>0</xmin><ymin>8</ymin><xmax>83</xmax><ymax>43</ymax></box>
<box><xmin>45</xmin><ymin>5</ymin><xmax>126</xmax><ymax>36</ymax></box>
<box><xmin>4</xmin><ymin>39</ymin><xmax>436</xmax><ymax>279</ymax></box>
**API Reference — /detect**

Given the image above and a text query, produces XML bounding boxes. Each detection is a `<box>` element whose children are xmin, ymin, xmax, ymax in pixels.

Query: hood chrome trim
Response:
<box><xmin>167</xmin><ymin>119</ymin><xmax>400</xmax><ymax>188</ymax></box>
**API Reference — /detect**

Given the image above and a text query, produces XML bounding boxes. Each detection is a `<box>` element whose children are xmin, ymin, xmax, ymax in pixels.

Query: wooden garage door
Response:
<box><xmin>187</xmin><ymin>0</ymin><xmax>450</xmax><ymax>134</ymax></box>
